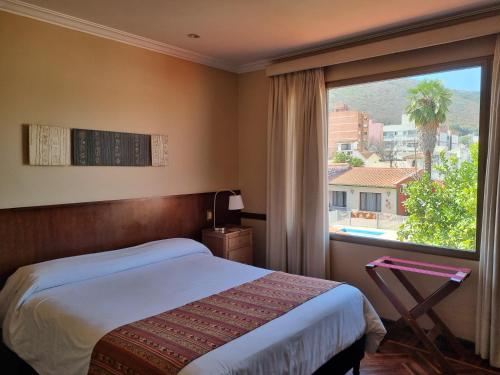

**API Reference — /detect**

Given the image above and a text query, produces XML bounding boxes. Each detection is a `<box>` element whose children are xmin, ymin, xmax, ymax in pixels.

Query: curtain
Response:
<box><xmin>360</xmin><ymin>193</ymin><xmax>382</xmax><ymax>212</ymax></box>
<box><xmin>266</xmin><ymin>68</ymin><xmax>329</xmax><ymax>278</ymax></box>
<box><xmin>333</xmin><ymin>191</ymin><xmax>346</xmax><ymax>208</ymax></box>
<box><xmin>476</xmin><ymin>35</ymin><xmax>500</xmax><ymax>367</ymax></box>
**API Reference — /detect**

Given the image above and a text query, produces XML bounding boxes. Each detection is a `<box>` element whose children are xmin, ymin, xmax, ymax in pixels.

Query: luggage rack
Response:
<box><xmin>366</xmin><ymin>256</ymin><xmax>472</xmax><ymax>374</ymax></box>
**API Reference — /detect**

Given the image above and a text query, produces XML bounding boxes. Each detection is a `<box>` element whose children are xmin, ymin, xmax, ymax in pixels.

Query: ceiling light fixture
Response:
<box><xmin>187</xmin><ymin>33</ymin><xmax>200</xmax><ymax>39</ymax></box>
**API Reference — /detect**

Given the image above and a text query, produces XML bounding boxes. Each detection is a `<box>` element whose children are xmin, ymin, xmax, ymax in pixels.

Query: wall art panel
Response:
<box><xmin>29</xmin><ymin>124</ymin><xmax>71</xmax><ymax>166</ymax></box>
<box><xmin>72</xmin><ymin>129</ymin><xmax>151</xmax><ymax>166</ymax></box>
<box><xmin>151</xmin><ymin>134</ymin><xmax>168</xmax><ymax>167</ymax></box>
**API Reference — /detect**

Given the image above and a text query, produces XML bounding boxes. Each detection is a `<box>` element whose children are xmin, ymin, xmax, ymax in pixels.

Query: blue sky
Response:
<box><xmin>412</xmin><ymin>66</ymin><xmax>481</xmax><ymax>92</ymax></box>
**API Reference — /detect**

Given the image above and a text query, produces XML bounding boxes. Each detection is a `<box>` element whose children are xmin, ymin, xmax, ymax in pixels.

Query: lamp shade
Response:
<box><xmin>228</xmin><ymin>194</ymin><xmax>244</xmax><ymax>210</ymax></box>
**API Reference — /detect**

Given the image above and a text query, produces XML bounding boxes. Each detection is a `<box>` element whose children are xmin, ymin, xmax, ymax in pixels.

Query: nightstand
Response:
<box><xmin>202</xmin><ymin>226</ymin><xmax>253</xmax><ymax>265</ymax></box>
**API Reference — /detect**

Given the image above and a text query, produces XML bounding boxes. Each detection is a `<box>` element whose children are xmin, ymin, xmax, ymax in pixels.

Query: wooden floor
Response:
<box><xmin>349</xmin><ymin>323</ymin><xmax>500</xmax><ymax>375</ymax></box>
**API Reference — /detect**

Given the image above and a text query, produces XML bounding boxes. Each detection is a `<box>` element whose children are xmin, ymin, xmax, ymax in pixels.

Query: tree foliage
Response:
<box><xmin>332</xmin><ymin>152</ymin><xmax>365</xmax><ymax>167</ymax></box>
<box><xmin>397</xmin><ymin>143</ymin><xmax>478</xmax><ymax>251</ymax></box>
<box><xmin>405</xmin><ymin>80</ymin><xmax>453</xmax><ymax>175</ymax></box>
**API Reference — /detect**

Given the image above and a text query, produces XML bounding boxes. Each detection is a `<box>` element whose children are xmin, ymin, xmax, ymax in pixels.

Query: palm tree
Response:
<box><xmin>405</xmin><ymin>80</ymin><xmax>452</xmax><ymax>176</ymax></box>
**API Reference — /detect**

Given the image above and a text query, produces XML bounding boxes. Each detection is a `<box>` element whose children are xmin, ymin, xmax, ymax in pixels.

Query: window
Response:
<box><xmin>327</xmin><ymin>60</ymin><xmax>489</xmax><ymax>257</ymax></box>
<box><xmin>360</xmin><ymin>192</ymin><xmax>381</xmax><ymax>212</ymax></box>
<box><xmin>332</xmin><ymin>191</ymin><xmax>347</xmax><ymax>208</ymax></box>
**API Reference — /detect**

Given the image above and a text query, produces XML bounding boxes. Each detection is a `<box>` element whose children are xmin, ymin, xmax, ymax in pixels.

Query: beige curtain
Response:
<box><xmin>476</xmin><ymin>35</ymin><xmax>500</xmax><ymax>367</ymax></box>
<box><xmin>266</xmin><ymin>68</ymin><xmax>329</xmax><ymax>279</ymax></box>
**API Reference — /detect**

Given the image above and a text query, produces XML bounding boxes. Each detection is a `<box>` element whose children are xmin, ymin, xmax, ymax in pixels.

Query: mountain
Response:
<box><xmin>328</xmin><ymin>78</ymin><xmax>480</xmax><ymax>134</ymax></box>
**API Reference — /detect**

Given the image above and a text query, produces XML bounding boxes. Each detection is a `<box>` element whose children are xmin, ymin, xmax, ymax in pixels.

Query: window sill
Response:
<box><xmin>329</xmin><ymin>232</ymin><xmax>479</xmax><ymax>261</ymax></box>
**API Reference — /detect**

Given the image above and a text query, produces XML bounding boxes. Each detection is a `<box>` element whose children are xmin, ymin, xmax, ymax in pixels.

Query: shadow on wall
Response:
<box><xmin>21</xmin><ymin>124</ymin><xmax>29</xmax><ymax>165</ymax></box>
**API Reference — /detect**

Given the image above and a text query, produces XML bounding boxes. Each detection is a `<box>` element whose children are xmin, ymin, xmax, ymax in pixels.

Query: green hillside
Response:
<box><xmin>328</xmin><ymin>78</ymin><xmax>480</xmax><ymax>135</ymax></box>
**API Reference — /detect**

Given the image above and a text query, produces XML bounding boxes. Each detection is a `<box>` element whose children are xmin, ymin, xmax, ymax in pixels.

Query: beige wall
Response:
<box><xmin>0</xmin><ymin>11</ymin><xmax>238</xmax><ymax>209</ymax></box>
<box><xmin>237</xmin><ymin>70</ymin><xmax>268</xmax><ymax>214</ymax></box>
<box><xmin>237</xmin><ymin>70</ymin><xmax>269</xmax><ymax>266</ymax></box>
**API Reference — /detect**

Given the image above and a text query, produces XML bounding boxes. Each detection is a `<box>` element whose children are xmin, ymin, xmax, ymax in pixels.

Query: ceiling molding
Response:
<box><xmin>1</xmin><ymin>0</ymin><xmax>498</xmax><ymax>75</ymax></box>
<box><xmin>0</xmin><ymin>0</ymin><xmax>240</xmax><ymax>72</ymax></box>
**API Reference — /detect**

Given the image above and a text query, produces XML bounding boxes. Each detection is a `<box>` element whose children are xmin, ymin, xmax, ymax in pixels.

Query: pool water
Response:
<box><xmin>339</xmin><ymin>228</ymin><xmax>384</xmax><ymax>237</ymax></box>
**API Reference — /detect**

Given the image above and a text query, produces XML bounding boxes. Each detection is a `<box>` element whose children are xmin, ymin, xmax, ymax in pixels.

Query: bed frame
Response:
<box><xmin>1</xmin><ymin>335</ymin><xmax>365</xmax><ymax>375</ymax></box>
<box><xmin>0</xmin><ymin>193</ymin><xmax>365</xmax><ymax>374</ymax></box>
<box><xmin>315</xmin><ymin>335</ymin><xmax>365</xmax><ymax>375</ymax></box>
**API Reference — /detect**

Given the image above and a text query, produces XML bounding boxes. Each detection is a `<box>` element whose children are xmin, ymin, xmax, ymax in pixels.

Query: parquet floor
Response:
<box><xmin>349</xmin><ymin>323</ymin><xmax>500</xmax><ymax>375</ymax></box>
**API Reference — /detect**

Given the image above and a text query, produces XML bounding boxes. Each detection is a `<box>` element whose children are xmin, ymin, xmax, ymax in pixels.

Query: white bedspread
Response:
<box><xmin>0</xmin><ymin>238</ymin><xmax>386</xmax><ymax>375</ymax></box>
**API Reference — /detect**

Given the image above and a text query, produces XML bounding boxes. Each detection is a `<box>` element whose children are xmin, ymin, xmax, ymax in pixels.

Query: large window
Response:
<box><xmin>328</xmin><ymin>61</ymin><xmax>489</xmax><ymax>257</ymax></box>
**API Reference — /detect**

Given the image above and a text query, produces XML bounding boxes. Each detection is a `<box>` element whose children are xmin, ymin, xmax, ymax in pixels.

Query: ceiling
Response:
<box><xmin>6</xmin><ymin>0</ymin><xmax>500</xmax><ymax>71</ymax></box>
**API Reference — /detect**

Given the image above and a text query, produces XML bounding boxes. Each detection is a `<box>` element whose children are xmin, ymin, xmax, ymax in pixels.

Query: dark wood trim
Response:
<box><xmin>274</xmin><ymin>4</ymin><xmax>500</xmax><ymax>65</ymax></box>
<box><xmin>326</xmin><ymin>56</ymin><xmax>493</xmax><ymax>89</ymax></box>
<box><xmin>0</xmin><ymin>192</ymin><xmax>222</xmax><ymax>212</ymax></box>
<box><xmin>324</xmin><ymin>36</ymin><xmax>496</xmax><ymax>85</ymax></box>
<box><xmin>0</xmin><ymin>192</ymin><xmax>241</xmax><ymax>285</ymax></box>
<box><xmin>240</xmin><ymin>212</ymin><xmax>267</xmax><ymax>221</ymax></box>
<box><xmin>330</xmin><ymin>233</ymin><xmax>479</xmax><ymax>261</ymax></box>
<box><xmin>476</xmin><ymin>56</ymin><xmax>493</xmax><ymax>256</ymax></box>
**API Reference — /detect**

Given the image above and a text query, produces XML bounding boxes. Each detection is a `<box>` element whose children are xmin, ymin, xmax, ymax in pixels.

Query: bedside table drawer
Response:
<box><xmin>227</xmin><ymin>246</ymin><xmax>252</xmax><ymax>265</ymax></box>
<box><xmin>228</xmin><ymin>234</ymin><xmax>251</xmax><ymax>250</ymax></box>
<box><xmin>202</xmin><ymin>226</ymin><xmax>253</xmax><ymax>266</ymax></box>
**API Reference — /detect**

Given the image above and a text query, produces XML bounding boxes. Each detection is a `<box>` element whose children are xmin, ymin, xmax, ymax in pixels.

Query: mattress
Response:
<box><xmin>0</xmin><ymin>238</ymin><xmax>386</xmax><ymax>375</ymax></box>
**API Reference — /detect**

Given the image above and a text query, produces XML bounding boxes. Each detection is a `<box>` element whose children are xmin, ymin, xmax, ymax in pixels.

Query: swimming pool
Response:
<box><xmin>339</xmin><ymin>228</ymin><xmax>384</xmax><ymax>237</ymax></box>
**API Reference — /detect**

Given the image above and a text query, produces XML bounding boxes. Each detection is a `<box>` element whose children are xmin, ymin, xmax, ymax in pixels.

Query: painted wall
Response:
<box><xmin>0</xmin><ymin>11</ymin><xmax>238</xmax><ymax>209</ymax></box>
<box><xmin>237</xmin><ymin>70</ymin><xmax>269</xmax><ymax>267</ymax></box>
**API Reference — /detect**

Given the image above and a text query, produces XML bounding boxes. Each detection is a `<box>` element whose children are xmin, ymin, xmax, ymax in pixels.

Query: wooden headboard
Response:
<box><xmin>0</xmin><ymin>192</ymin><xmax>240</xmax><ymax>285</ymax></box>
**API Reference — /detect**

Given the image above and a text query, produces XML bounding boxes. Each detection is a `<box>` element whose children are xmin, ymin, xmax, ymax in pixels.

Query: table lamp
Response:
<box><xmin>213</xmin><ymin>190</ymin><xmax>244</xmax><ymax>231</ymax></box>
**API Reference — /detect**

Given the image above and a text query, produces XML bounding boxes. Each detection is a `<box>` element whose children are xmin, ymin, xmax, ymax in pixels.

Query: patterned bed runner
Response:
<box><xmin>88</xmin><ymin>271</ymin><xmax>342</xmax><ymax>375</ymax></box>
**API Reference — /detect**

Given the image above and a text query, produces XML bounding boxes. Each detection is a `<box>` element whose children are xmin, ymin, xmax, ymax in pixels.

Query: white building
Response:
<box><xmin>328</xmin><ymin>167</ymin><xmax>419</xmax><ymax>215</ymax></box>
<box><xmin>382</xmin><ymin>115</ymin><xmax>463</xmax><ymax>171</ymax></box>
<box><xmin>383</xmin><ymin>115</ymin><xmax>418</xmax><ymax>154</ymax></box>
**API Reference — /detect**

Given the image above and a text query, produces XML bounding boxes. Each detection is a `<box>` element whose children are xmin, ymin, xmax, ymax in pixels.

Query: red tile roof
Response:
<box><xmin>330</xmin><ymin>167</ymin><xmax>419</xmax><ymax>188</ymax></box>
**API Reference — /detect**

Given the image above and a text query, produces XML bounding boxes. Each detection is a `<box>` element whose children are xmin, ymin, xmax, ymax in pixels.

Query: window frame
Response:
<box><xmin>328</xmin><ymin>56</ymin><xmax>492</xmax><ymax>261</ymax></box>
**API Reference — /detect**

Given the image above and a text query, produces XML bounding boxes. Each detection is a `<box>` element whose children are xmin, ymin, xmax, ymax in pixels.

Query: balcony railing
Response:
<box><xmin>329</xmin><ymin>209</ymin><xmax>406</xmax><ymax>231</ymax></box>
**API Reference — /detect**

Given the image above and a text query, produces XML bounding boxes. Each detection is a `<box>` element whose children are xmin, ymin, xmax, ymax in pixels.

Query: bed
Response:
<box><xmin>0</xmin><ymin>238</ymin><xmax>386</xmax><ymax>375</ymax></box>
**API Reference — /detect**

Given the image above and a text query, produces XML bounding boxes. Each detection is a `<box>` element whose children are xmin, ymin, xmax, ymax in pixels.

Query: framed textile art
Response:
<box><xmin>28</xmin><ymin>125</ymin><xmax>167</xmax><ymax>167</ymax></box>
<box><xmin>72</xmin><ymin>129</ymin><xmax>151</xmax><ymax>166</ymax></box>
